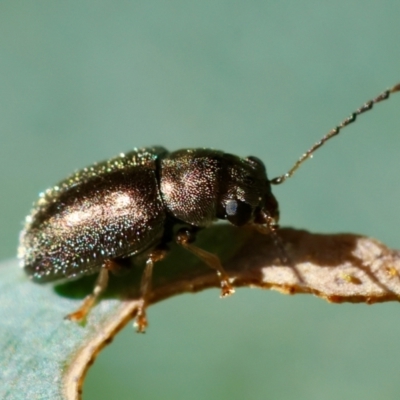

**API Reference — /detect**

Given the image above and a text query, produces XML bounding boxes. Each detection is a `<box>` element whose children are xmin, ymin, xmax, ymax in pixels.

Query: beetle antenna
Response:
<box><xmin>271</xmin><ymin>83</ymin><xmax>400</xmax><ymax>185</ymax></box>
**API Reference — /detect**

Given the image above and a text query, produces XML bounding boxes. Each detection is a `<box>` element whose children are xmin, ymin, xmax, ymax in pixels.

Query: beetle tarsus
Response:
<box><xmin>220</xmin><ymin>280</ymin><xmax>235</xmax><ymax>297</ymax></box>
<box><xmin>65</xmin><ymin>295</ymin><xmax>96</xmax><ymax>322</ymax></box>
<box><xmin>134</xmin><ymin>299</ymin><xmax>148</xmax><ymax>333</ymax></box>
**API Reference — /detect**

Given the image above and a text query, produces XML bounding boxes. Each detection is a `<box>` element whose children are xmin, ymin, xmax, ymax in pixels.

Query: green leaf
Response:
<box><xmin>0</xmin><ymin>225</ymin><xmax>247</xmax><ymax>399</ymax></box>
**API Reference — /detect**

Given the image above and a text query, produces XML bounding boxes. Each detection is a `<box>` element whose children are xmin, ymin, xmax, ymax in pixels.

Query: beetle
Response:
<box><xmin>18</xmin><ymin>83</ymin><xmax>400</xmax><ymax>332</ymax></box>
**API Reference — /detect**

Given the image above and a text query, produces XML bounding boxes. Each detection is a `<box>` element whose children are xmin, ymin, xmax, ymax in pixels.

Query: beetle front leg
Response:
<box><xmin>252</xmin><ymin>210</ymin><xmax>289</xmax><ymax>265</ymax></box>
<box><xmin>135</xmin><ymin>249</ymin><xmax>167</xmax><ymax>333</ymax></box>
<box><xmin>176</xmin><ymin>228</ymin><xmax>235</xmax><ymax>297</ymax></box>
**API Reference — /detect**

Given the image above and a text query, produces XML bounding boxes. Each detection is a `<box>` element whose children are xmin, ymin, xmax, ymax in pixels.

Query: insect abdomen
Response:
<box><xmin>19</xmin><ymin>149</ymin><xmax>167</xmax><ymax>282</ymax></box>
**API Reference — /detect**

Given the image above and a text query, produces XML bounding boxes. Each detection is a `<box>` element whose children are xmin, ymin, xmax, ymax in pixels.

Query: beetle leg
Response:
<box><xmin>135</xmin><ymin>249</ymin><xmax>167</xmax><ymax>333</ymax></box>
<box><xmin>252</xmin><ymin>211</ymin><xmax>289</xmax><ymax>265</ymax></box>
<box><xmin>176</xmin><ymin>228</ymin><xmax>235</xmax><ymax>297</ymax></box>
<box><xmin>253</xmin><ymin>224</ymin><xmax>289</xmax><ymax>264</ymax></box>
<box><xmin>65</xmin><ymin>260</ymin><xmax>115</xmax><ymax>322</ymax></box>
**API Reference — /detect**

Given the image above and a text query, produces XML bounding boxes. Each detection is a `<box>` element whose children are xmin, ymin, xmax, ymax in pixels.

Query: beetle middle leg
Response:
<box><xmin>176</xmin><ymin>227</ymin><xmax>235</xmax><ymax>297</ymax></box>
<box><xmin>134</xmin><ymin>249</ymin><xmax>167</xmax><ymax>333</ymax></box>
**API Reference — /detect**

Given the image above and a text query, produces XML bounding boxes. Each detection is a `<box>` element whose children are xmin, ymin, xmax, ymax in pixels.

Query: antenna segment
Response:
<box><xmin>271</xmin><ymin>83</ymin><xmax>400</xmax><ymax>185</ymax></box>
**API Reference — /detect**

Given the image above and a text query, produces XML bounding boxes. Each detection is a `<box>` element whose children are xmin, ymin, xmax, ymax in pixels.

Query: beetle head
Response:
<box><xmin>217</xmin><ymin>154</ymin><xmax>279</xmax><ymax>231</ymax></box>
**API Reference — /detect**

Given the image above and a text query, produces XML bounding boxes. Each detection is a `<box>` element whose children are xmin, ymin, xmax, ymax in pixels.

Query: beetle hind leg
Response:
<box><xmin>65</xmin><ymin>260</ymin><xmax>115</xmax><ymax>322</ymax></box>
<box><xmin>176</xmin><ymin>228</ymin><xmax>235</xmax><ymax>297</ymax></box>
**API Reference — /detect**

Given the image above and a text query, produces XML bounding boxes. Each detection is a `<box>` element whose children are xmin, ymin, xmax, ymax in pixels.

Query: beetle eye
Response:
<box><xmin>225</xmin><ymin>200</ymin><xmax>252</xmax><ymax>226</ymax></box>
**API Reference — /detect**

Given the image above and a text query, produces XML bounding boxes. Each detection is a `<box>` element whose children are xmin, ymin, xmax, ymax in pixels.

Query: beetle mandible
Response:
<box><xmin>18</xmin><ymin>83</ymin><xmax>400</xmax><ymax>332</ymax></box>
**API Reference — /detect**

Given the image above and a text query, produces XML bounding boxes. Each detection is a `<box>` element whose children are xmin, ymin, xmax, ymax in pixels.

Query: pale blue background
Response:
<box><xmin>1</xmin><ymin>1</ymin><xmax>400</xmax><ymax>399</ymax></box>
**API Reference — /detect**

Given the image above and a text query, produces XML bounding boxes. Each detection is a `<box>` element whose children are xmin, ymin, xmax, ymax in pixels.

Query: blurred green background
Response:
<box><xmin>2</xmin><ymin>1</ymin><xmax>400</xmax><ymax>399</ymax></box>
